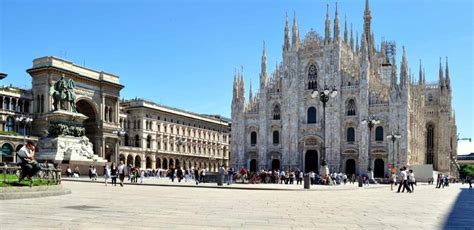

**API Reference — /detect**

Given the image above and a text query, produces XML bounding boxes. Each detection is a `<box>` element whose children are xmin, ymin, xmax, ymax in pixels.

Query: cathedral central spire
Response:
<box><xmin>260</xmin><ymin>41</ymin><xmax>268</xmax><ymax>89</ymax></box>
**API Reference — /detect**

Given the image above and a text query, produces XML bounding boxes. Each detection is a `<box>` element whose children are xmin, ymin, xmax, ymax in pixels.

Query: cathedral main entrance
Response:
<box><xmin>271</xmin><ymin>159</ymin><xmax>280</xmax><ymax>171</ymax></box>
<box><xmin>345</xmin><ymin>159</ymin><xmax>356</xmax><ymax>175</ymax></box>
<box><xmin>249</xmin><ymin>159</ymin><xmax>257</xmax><ymax>172</ymax></box>
<box><xmin>305</xmin><ymin>150</ymin><xmax>318</xmax><ymax>173</ymax></box>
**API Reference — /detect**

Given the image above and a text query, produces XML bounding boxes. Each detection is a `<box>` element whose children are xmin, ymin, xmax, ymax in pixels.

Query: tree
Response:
<box><xmin>459</xmin><ymin>164</ymin><xmax>474</xmax><ymax>179</ymax></box>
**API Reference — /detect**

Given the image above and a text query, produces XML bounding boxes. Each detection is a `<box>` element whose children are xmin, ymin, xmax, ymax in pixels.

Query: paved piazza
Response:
<box><xmin>1</xmin><ymin>181</ymin><xmax>473</xmax><ymax>229</ymax></box>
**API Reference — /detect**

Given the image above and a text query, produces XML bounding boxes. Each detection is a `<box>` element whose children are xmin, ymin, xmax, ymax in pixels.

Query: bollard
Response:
<box><xmin>304</xmin><ymin>175</ymin><xmax>310</xmax><ymax>189</ymax></box>
<box><xmin>358</xmin><ymin>176</ymin><xmax>363</xmax><ymax>187</ymax></box>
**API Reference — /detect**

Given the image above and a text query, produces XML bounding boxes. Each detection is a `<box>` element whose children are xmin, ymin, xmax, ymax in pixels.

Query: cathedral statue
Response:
<box><xmin>50</xmin><ymin>74</ymin><xmax>77</xmax><ymax>112</ymax></box>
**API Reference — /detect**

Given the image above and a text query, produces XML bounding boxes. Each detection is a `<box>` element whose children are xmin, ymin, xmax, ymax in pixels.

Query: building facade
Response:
<box><xmin>0</xmin><ymin>57</ymin><xmax>230</xmax><ymax>172</ymax></box>
<box><xmin>231</xmin><ymin>0</ymin><xmax>457</xmax><ymax>177</ymax></box>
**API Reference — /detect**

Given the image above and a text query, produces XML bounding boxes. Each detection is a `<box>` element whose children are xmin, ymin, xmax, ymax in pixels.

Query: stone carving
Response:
<box><xmin>64</xmin><ymin>136</ymin><xmax>94</xmax><ymax>159</ymax></box>
<box><xmin>50</xmin><ymin>74</ymin><xmax>77</xmax><ymax>112</ymax></box>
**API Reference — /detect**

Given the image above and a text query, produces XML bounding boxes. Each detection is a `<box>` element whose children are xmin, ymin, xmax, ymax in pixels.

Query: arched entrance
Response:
<box><xmin>126</xmin><ymin>155</ymin><xmax>133</xmax><ymax>166</ymax></box>
<box><xmin>271</xmin><ymin>159</ymin><xmax>280</xmax><ymax>171</ymax></box>
<box><xmin>119</xmin><ymin>154</ymin><xmax>125</xmax><ymax>163</ymax></box>
<box><xmin>1</xmin><ymin>143</ymin><xmax>14</xmax><ymax>162</ymax></box>
<box><xmin>249</xmin><ymin>159</ymin><xmax>257</xmax><ymax>172</ymax></box>
<box><xmin>162</xmin><ymin>158</ymin><xmax>168</xmax><ymax>169</ymax></box>
<box><xmin>305</xmin><ymin>150</ymin><xmax>318</xmax><ymax>173</ymax></box>
<box><xmin>175</xmin><ymin>159</ymin><xmax>180</xmax><ymax>168</ymax></box>
<box><xmin>374</xmin><ymin>159</ymin><xmax>385</xmax><ymax>178</ymax></box>
<box><xmin>146</xmin><ymin>156</ymin><xmax>152</xmax><ymax>169</ymax></box>
<box><xmin>169</xmin><ymin>159</ymin><xmax>174</xmax><ymax>168</ymax></box>
<box><xmin>345</xmin><ymin>159</ymin><xmax>356</xmax><ymax>175</ymax></box>
<box><xmin>76</xmin><ymin>100</ymin><xmax>98</xmax><ymax>155</ymax></box>
<box><xmin>135</xmin><ymin>155</ymin><xmax>141</xmax><ymax>168</ymax></box>
<box><xmin>156</xmin><ymin>158</ymin><xmax>161</xmax><ymax>169</ymax></box>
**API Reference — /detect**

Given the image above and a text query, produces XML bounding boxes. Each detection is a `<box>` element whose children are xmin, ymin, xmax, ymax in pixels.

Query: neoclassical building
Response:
<box><xmin>0</xmin><ymin>57</ymin><xmax>230</xmax><ymax>172</ymax></box>
<box><xmin>231</xmin><ymin>0</ymin><xmax>457</xmax><ymax>177</ymax></box>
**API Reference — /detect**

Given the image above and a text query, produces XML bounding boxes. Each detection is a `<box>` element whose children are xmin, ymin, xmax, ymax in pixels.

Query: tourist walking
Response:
<box><xmin>194</xmin><ymin>168</ymin><xmax>200</xmax><ymax>185</ymax></box>
<box><xmin>408</xmin><ymin>169</ymin><xmax>416</xmax><ymax>192</ymax></box>
<box><xmin>390</xmin><ymin>172</ymin><xmax>397</xmax><ymax>191</ymax></box>
<box><xmin>104</xmin><ymin>164</ymin><xmax>110</xmax><ymax>186</ymax></box>
<box><xmin>140</xmin><ymin>169</ymin><xmax>145</xmax><ymax>183</ymax></box>
<box><xmin>396</xmin><ymin>167</ymin><xmax>411</xmax><ymax>193</ymax></box>
<box><xmin>177</xmin><ymin>168</ymin><xmax>183</xmax><ymax>182</ymax></box>
<box><xmin>110</xmin><ymin>162</ymin><xmax>117</xmax><ymax>186</ymax></box>
<box><xmin>117</xmin><ymin>161</ymin><xmax>125</xmax><ymax>187</ymax></box>
<box><xmin>227</xmin><ymin>167</ymin><xmax>234</xmax><ymax>185</ymax></box>
<box><xmin>91</xmin><ymin>166</ymin><xmax>98</xmax><ymax>181</ymax></box>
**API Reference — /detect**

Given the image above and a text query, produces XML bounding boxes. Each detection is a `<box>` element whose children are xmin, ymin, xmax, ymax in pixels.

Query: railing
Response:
<box><xmin>1</xmin><ymin>163</ymin><xmax>62</xmax><ymax>185</ymax></box>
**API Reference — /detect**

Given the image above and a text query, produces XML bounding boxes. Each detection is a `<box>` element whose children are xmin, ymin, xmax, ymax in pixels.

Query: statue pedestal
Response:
<box><xmin>35</xmin><ymin>110</ymin><xmax>107</xmax><ymax>175</ymax></box>
<box><xmin>319</xmin><ymin>165</ymin><xmax>329</xmax><ymax>177</ymax></box>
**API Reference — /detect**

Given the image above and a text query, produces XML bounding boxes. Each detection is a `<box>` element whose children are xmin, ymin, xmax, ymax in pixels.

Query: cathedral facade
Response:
<box><xmin>230</xmin><ymin>0</ymin><xmax>457</xmax><ymax>177</ymax></box>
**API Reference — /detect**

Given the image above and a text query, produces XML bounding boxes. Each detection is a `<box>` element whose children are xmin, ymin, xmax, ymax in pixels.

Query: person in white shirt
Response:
<box><xmin>408</xmin><ymin>169</ymin><xmax>416</xmax><ymax>192</ymax></box>
<box><xmin>396</xmin><ymin>167</ymin><xmax>412</xmax><ymax>193</ymax></box>
<box><xmin>117</xmin><ymin>161</ymin><xmax>125</xmax><ymax>187</ymax></box>
<box><xmin>16</xmin><ymin>141</ymin><xmax>41</xmax><ymax>181</ymax></box>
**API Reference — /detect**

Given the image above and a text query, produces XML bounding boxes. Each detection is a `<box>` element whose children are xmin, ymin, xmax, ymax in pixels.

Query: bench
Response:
<box><xmin>0</xmin><ymin>163</ymin><xmax>62</xmax><ymax>186</ymax></box>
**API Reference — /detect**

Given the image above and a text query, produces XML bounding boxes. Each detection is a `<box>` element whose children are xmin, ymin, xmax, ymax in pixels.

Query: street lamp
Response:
<box><xmin>386</xmin><ymin>133</ymin><xmax>401</xmax><ymax>171</ymax></box>
<box><xmin>361</xmin><ymin>116</ymin><xmax>380</xmax><ymax>174</ymax></box>
<box><xmin>311</xmin><ymin>86</ymin><xmax>337</xmax><ymax>169</ymax></box>
<box><xmin>113</xmin><ymin>129</ymin><xmax>127</xmax><ymax>163</ymax></box>
<box><xmin>15</xmin><ymin>116</ymin><xmax>33</xmax><ymax>143</ymax></box>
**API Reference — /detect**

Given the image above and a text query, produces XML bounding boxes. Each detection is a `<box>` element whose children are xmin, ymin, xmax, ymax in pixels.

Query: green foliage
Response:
<box><xmin>0</xmin><ymin>131</ymin><xmax>19</xmax><ymax>136</ymax></box>
<box><xmin>0</xmin><ymin>174</ymin><xmax>53</xmax><ymax>187</ymax></box>
<box><xmin>459</xmin><ymin>164</ymin><xmax>474</xmax><ymax>178</ymax></box>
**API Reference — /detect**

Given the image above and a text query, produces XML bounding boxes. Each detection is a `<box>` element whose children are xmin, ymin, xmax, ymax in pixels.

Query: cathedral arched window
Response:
<box><xmin>428</xmin><ymin>94</ymin><xmax>433</xmax><ymax>102</ymax></box>
<box><xmin>346</xmin><ymin>99</ymin><xmax>356</xmax><ymax>116</ymax></box>
<box><xmin>307</xmin><ymin>107</ymin><xmax>317</xmax><ymax>124</ymax></box>
<box><xmin>135</xmin><ymin>134</ymin><xmax>140</xmax><ymax>147</ymax></box>
<box><xmin>375</xmin><ymin>126</ymin><xmax>384</xmax><ymax>141</ymax></box>
<box><xmin>273</xmin><ymin>131</ymin><xmax>280</xmax><ymax>144</ymax></box>
<box><xmin>273</xmin><ymin>105</ymin><xmax>281</xmax><ymax>120</ymax></box>
<box><xmin>347</xmin><ymin>127</ymin><xmax>355</xmax><ymax>142</ymax></box>
<box><xmin>307</xmin><ymin>64</ymin><xmax>318</xmax><ymax>90</ymax></box>
<box><xmin>250</xmin><ymin>131</ymin><xmax>257</xmax><ymax>146</ymax></box>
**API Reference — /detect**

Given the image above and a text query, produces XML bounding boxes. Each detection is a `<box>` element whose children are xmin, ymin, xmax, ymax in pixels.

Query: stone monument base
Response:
<box><xmin>36</xmin><ymin>136</ymin><xmax>107</xmax><ymax>175</ymax></box>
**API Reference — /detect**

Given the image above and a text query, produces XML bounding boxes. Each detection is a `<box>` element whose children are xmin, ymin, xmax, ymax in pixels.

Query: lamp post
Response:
<box><xmin>361</xmin><ymin>116</ymin><xmax>380</xmax><ymax>175</ymax></box>
<box><xmin>311</xmin><ymin>86</ymin><xmax>337</xmax><ymax>169</ymax></box>
<box><xmin>386</xmin><ymin>133</ymin><xmax>401</xmax><ymax>171</ymax></box>
<box><xmin>113</xmin><ymin>129</ymin><xmax>127</xmax><ymax>163</ymax></box>
<box><xmin>14</xmin><ymin>116</ymin><xmax>32</xmax><ymax>164</ymax></box>
<box><xmin>15</xmin><ymin>116</ymin><xmax>33</xmax><ymax>143</ymax></box>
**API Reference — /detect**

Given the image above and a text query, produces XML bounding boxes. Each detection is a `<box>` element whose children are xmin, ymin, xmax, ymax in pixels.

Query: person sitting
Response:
<box><xmin>16</xmin><ymin>141</ymin><xmax>41</xmax><ymax>182</ymax></box>
<box><xmin>66</xmin><ymin>166</ymin><xmax>72</xmax><ymax>177</ymax></box>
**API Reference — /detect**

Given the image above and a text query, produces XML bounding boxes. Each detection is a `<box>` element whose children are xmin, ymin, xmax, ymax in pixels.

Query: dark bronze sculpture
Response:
<box><xmin>50</xmin><ymin>74</ymin><xmax>77</xmax><ymax>112</ymax></box>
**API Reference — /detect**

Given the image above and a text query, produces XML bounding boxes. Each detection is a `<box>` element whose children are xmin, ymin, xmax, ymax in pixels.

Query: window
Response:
<box><xmin>273</xmin><ymin>131</ymin><xmax>280</xmax><ymax>144</ymax></box>
<box><xmin>147</xmin><ymin>135</ymin><xmax>151</xmax><ymax>149</ymax></box>
<box><xmin>6</xmin><ymin>116</ymin><xmax>14</xmax><ymax>132</ymax></box>
<box><xmin>273</xmin><ymin>105</ymin><xmax>281</xmax><ymax>120</ymax></box>
<box><xmin>250</xmin><ymin>131</ymin><xmax>257</xmax><ymax>146</ymax></box>
<box><xmin>346</xmin><ymin>99</ymin><xmax>356</xmax><ymax>116</ymax></box>
<box><xmin>124</xmin><ymin>134</ymin><xmax>129</xmax><ymax>146</ymax></box>
<box><xmin>347</xmin><ymin>127</ymin><xmax>355</xmax><ymax>142</ymax></box>
<box><xmin>307</xmin><ymin>107</ymin><xmax>317</xmax><ymax>124</ymax></box>
<box><xmin>375</xmin><ymin>126</ymin><xmax>384</xmax><ymax>141</ymax></box>
<box><xmin>307</xmin><ymin>64</ymin><xmax>318</xmax><ymax>90</ymax></box>
<box><xmin>135</xmin><ymin>134</ymin><xmax>140</xmax><ymax>147</ymax></box>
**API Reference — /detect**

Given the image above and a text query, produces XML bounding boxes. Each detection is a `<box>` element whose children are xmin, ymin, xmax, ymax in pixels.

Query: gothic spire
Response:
<box><xmin>283</xmin><ymin>13</ymin><xmax>290</xmax><ymax>51</ymax></box>
<box><xmin>355</xmin><ymin>31</ymin><xmax>359</xmax><ymax>53</ymax></box>
<box><xmin>260</xmin><ymin>41</ymin><xmax>268</xmax><ymax>88</ymax></box>
<box><xmin>343</xmin><ymin>15</ymin><xmax>348</xmax><ymax>44</ymax></box>
<box><xmin>445</xmin><ymin>56</ymin><xmax>450</xmax><ymax>90</ymax></box>
<box><xmin>249</xmin><ymin>80</ymin><xmax>253</xmax><ymax>105</ymax></box>
<box><xmin>333</xmin><ymin>2</ymin><xmax>340</xmax><ymax>42</ymax></box>
<box><xmin>400</xmin><ymin>46</ymin><xmax>408</xmax><ymax>87</ymax></box>
<box><xmin>292</xmin><ymin>11</ymin><xmax>300</xmax><ymax>50</ymax></box>
<box><xmin>363</xmin><ymin>0</ymin><xmax>372</xmax><ymax>56</ymax></box>
<box><xmin>350</xmin><ymin>23</ymin><xmax>354</xmax><ymax>51</ymax></box>
<box><xmin>325</xmin><ymin>3</ymin><xmax>331</xmax><ymax>45</ymax></box>
<box><xmin>439</xmin><ymin>57</ymin><xmax>444</xmax><ymax>89</ymax></box>
<box><xmin>422</xmin><ymin>67</ymin><xmax>426</xmax><ymax>85</ymax></box>
<box><xmin>361</xmin><ymin>32</ymin><xmax>369</xmax><ymax>64</ymax></box>
<box><xmin>419</xmin><ymin>60</ymin><xmax>423</xmax><ymax>84</ymax></box>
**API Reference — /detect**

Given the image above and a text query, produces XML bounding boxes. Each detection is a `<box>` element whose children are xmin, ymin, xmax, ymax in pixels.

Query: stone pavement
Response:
<box><xmin>0</xmin><ymin>181</ymin><xmax>472</xmax><ymax>229</ymax></box>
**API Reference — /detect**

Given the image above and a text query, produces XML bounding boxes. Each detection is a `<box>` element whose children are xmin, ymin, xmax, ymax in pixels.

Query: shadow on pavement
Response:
<box><xmin>442</xmin><ymin>188</ymin><xmax>474</xmax><ymax>229</ymax></box>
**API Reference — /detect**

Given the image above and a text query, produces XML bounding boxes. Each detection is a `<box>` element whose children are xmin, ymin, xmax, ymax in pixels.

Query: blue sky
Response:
<box><xmin>1</xmin><ymin>0</ymin><xmax>473</xmax><ymax>153</ymax></box>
